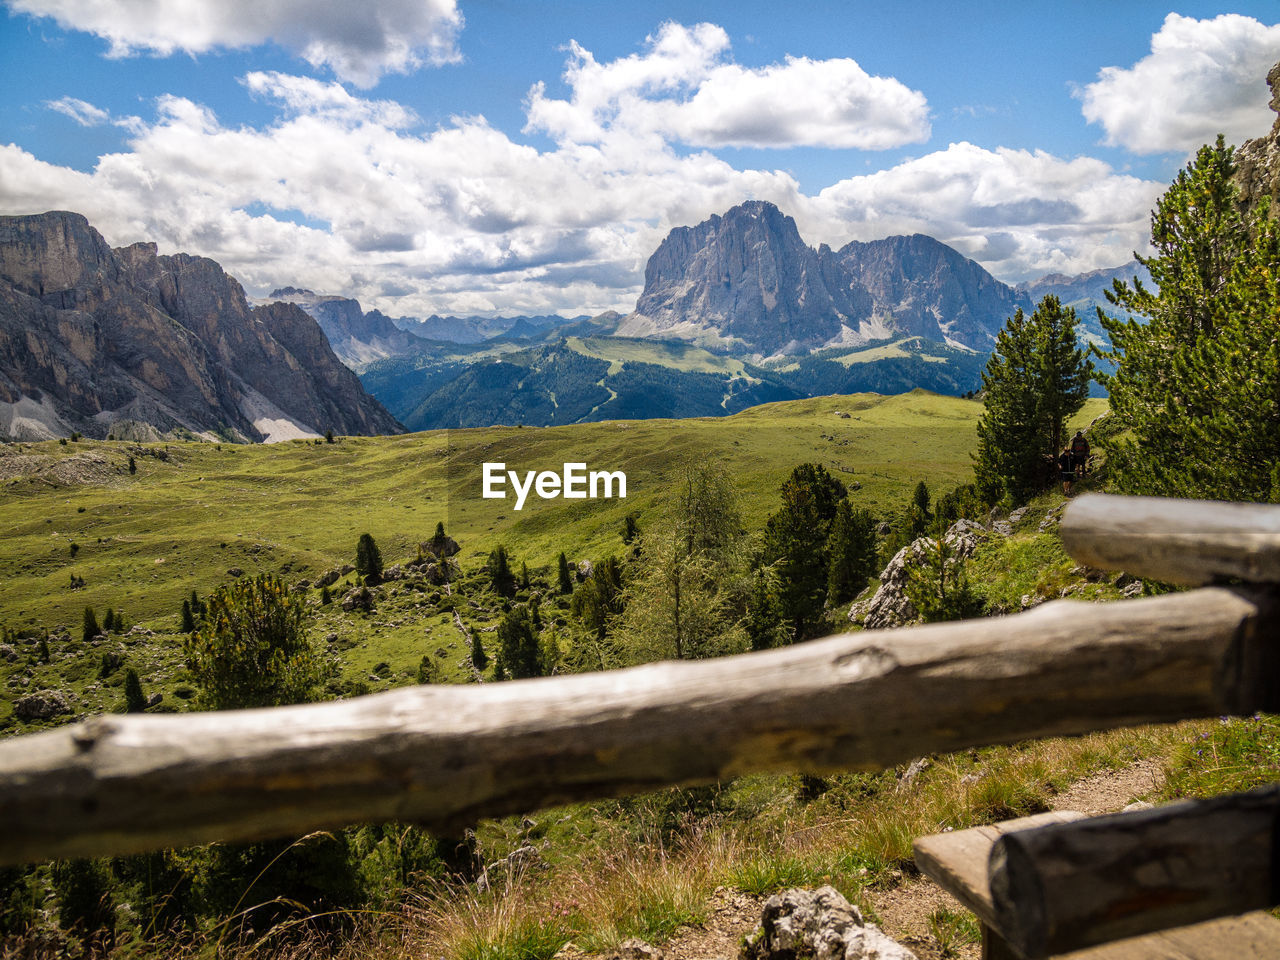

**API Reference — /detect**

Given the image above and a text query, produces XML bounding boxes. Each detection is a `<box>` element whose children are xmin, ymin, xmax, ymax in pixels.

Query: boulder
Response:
<box><xmin>740</xmin><ymin>886</ymin><xmax>916</xmax><ymax>960</ymax></box>
<box><xmin>314</xmin><ymin>568</ymin><xmax>340</xmax><ymax>588</ymax></box>
<box><xmin>849</xmin><ymin>520</ymin><xmax>987</xmax><ymax>630</ymax></box>
<box><xmin>14</xmin><ymin>689</ymin><xmax>72</xmax><ymax>721</ymax></box>
<box><xmin>422</xmin><ymin>535</ymin><xmax>461</xmax><ymax>559</ymax></box>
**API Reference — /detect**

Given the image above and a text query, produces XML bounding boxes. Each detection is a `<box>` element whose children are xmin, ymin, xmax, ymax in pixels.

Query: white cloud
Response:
<box><xmin>1078</xmin><ymin>13</ymin><xmax>1280</xmax><ymax>154</ymax></box>
<box><xmin>6</xmin><ymin>0</ymin><xmax>463</xmax><ymax>86</ymax></box>
<box><xmin>45</xmin><ymin>96</ymin><xmax>109</xmax><ymax>126</ymax></box>
<box><xmin>1</xmin><ymin>29</ymin><xmax>1167</xmax><ymax>317</ymax></box>
<box><xmin>526</xmin><ymin>21</ymin><xmax>930</xmax><ymax>150</ymax></box>
<box><xmin>809</xmin><ymin>142</ymin><xmax>1163</xmax><ymax>280</ymax></box>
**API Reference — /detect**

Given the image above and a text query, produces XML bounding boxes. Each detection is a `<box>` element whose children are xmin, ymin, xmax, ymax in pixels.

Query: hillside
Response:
<box><xmin>361</xmin><ymin>335</ymin><xmax>989</xmax><ymax>429</ymax></box>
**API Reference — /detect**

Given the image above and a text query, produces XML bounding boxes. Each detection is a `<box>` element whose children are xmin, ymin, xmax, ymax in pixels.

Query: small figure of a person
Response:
<box><xmin>1070</xmin><ymin>430</ymin><xmax>1090</xmax><ymax>476</ymax></box>
<box><xmin>1058</xmin><ymin>447</ymin><xmax>1075</xmax><ymax>496</ymax></box>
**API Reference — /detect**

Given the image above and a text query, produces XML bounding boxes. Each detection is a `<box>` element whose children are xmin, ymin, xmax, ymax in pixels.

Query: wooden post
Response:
<box><xmin>988</xmin><ymin>784</ymin><xmax>1280</xmax><ymax>958</ymax></box>
<box><xmin>0</xmin><ymin>586</ymin><xmax>1275</xmax><ymax>865</ymax></box>
<box><xmin>1060</xmin><ymin>494</ymin><xmax>1280</xmax><ymax>586</ymax></box>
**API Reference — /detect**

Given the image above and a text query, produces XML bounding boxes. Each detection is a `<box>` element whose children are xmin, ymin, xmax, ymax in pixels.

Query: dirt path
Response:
<box><xmin>573</xmin><ymin>759</ymin><xmax>1166</xmax><ymax>960</ymax></box>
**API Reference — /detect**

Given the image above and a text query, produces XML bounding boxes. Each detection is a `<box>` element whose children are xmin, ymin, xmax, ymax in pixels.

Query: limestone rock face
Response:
<box><xmin>1236</xmin><ymin>62</ymin><xmax>1280</xmax><ymax>214</ymax></box>
<box><xmin>629</xmin><ymin>201</ymin><xmax>860</xmax><ymax>355</ymax></box>
<box><xmin>740</xmin><ymin>886</ymin><xmax>916</xmax><ymax>960</ymax></box>
<box><xmin>624</xmin><ymin>201</ymin><xmax>1024</xmax><ymax>356</ymax></box>
<box><xmin>0</xmin><ymin>212</ymin><xmax>401</xmax><ymax>441</ymax></box>
<box><xmin>263</xmin><ymin>287</ymin><xmax>428</xmax><ymax>370</ymax></box>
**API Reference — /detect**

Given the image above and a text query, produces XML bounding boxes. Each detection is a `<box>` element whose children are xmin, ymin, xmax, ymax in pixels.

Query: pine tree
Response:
<box><xmin>355</xmin><ymin>533</ymin><xmax>383</xmax><ymax>582</ymax></box>
<box><xmin>520</xmin><ymin>561</ymin><xmax>530</xmax><ymax>591</ymax></box>
<box><xmin>1099</xmin><ymin>136</ymin><xmax>1280</xmax><ymax>501</ymax></box>
<box><xmin>82</xmin><ymin>606</ymin><xmax>100</xmax><ymax>643</ymax></box>
<box><xmin>761</xmin><ymin>463</ymin><xmax>847</xmax><ymax>641</ymax></box>
<box><xmin>622</xmin><ymin>513</ymin><xmax>639</xmax><ymax>545</ymax></box>
<box><xmin>123</xmin><ymin>668</ymin><xmax>147</xmax><ymax>713</ymax></box>
<box><xmin>38</xmin><ymin>634</ymin><xmax>51</xmax><ymax>664</ymax></box>
<box><xmin>181</xmin><ymin>599</ymin><xmax>195</xmax><ymax>632</ymax></box>
<box><xmin>975</xmin><ymin>295</ymin><xmax>1091</xmax><ymax>504</ymax></box>
<box><xmin>557</xmin><ymin>552</ymin><xmax>573</xmax><ymax>594</ymax></box>
<box><xmin>826</xmin><ymin>502</ymin><xmax>879</xmax><ymax>605</ymax></box>
<box><xmin>102</xmin><ymin>608</ymin><xmax>115</xmax><ymax>633</ymax></box>
<box><xmin>744</xmin><ymin>566</ymin><xmax>789</xmax><ymax>651</ymax></box>
<box><xmin>182</xmin><ymin>574</ymin><xmax>319</xmax><ymax>710</ymax></box>
<box><xmin>497</xmin><ymin>606</ymin><xmax>541</xmax><ymax>679</ymax></box>
<box><xmin>469</xmin><ymin>627</ymin><xmax>488</xmax><ymax>670</ymax></box>
<box><xmin>903</xmin><ymin>536</ymin><xmax>983</xmax><ymax>624</ymax></box>
<box><xmin>488</xmin><ymin>545</ymin><xmax>516</xmax><ymax>597</ymax></box>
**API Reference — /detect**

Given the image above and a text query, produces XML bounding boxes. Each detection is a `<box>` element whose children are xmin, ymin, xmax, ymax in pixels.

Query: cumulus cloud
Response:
<box><xmin>2</xmin><ymin>29</ymin><xmax>1167</xmax><ymax>317</ymax></box>
<box><xmin>6</xmin><ymin>0</ymin><xmax>463</xmax><ymax>86</ymax></box>
<box><xmin>808</xmin><ymin>142</ymin><xmax>1163</xmax><ymax>279</ymax></box>
<box><xmin>1078</xmin><ymin>13</ymin><xmax>1280</xmax><ymax>154</ymax></box>
<box><xmin>526</xmin><ymin>21</ymin><xmax>930</xmax><ymax>150</ymax></box>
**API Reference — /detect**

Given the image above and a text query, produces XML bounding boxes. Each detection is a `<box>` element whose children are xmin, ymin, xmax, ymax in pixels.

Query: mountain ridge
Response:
<box><xmin>0</xmin><ymin>211</ymin><xmax>402</xmax><ymax>442</ymax></box>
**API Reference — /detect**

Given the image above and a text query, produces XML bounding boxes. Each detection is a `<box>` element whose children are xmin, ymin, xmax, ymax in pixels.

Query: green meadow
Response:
<box><xmin>0</xmin><ymin>390</ymin><xmax>1105</xmax><ymax>726</ymax></box>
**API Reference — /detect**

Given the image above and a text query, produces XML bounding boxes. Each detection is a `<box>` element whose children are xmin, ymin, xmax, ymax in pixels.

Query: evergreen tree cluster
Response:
<box><xmin>1099</xmin><ymin>136</ymin><xmax>1280</xmax><ymax>502</ymax></box>
<box><xmin>974</xmin><ymin>295</ymin><xmax>1092</xmax><ymax>505</ymax></box>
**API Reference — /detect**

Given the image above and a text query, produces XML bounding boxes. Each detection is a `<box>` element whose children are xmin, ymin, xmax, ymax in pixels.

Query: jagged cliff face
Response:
<box><xmin>0</xmin><ymin>212</ymin><xmax>402</xmax><ymax>441</ymax></box>
<box><xmin>1235</xmin><ymin>62</ymin><xmax>1280</xmax><ymax>214</ymax></box>
<box><xmin>623</xmin><ymin>201</ymin><xmax>1021</xmax><ymax>355</ymax></box>
<box><xmin>628</xmin><ymin>201</ymin><xmax>862</xmax><ymax>354</ymax></box>
<box><xmin>263</xmin><ymin>287</ymin><xmax>427</xmax><ymax>370</ymax></box>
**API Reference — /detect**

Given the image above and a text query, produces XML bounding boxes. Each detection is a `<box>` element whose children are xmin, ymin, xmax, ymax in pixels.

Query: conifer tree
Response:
<box><xmin>38</xmin><ymin>633</ymin><xmax>51</xmax><ymax>664</ymax></box>
<box><xmin>557</xmin><ymin>552</ymin><xmax>573</xmax><ymax>594</ymax></box>
<box><xmin>102</xmin><ymin>608</ymin><xmax>115</xmax><ymax>633</ymax></box>
<box><xmin>497</xmin><ymin>606</ymin><xmax>541</xmax><ymax>679</ymax></box>
<box><xmin>903</xmin><ymin>536</ymin><xmax>983</xmax><ymax>624</ymax></box>
<box><xmin>469</xmin><ymin>627</ymin><xmax>488</xmax><ymax>670</ymax></box>
<box><xmin>1099</xmin><ymin>136</ymin><xmax>1280</xmax><ymax>501</ymax></box>
<box><xmin>123</xmin><ymin>668</ymin><xmax>147</xmax><ymax>713</ymax></box>
<box><xmin>82</xmin><ymin>606</ymin><xmax>100</xmax><ymax>643</ymax></box>
<box><xmin>355</xmin><ymin>533</ymin><xmax>383</xmax><ymax>582</ymax></box>
<box><xmin>488</xmin><ymin>545</ymin><xmax>516</xmax><ymax>597</ymax></box>
<box><xmin>975</xmin><ymin>295</ymin><xmax>1090</xmax><ymax>504</ymax></box>
<box><xmin>183</xmin><ymin>574</ymin><xmax>319</xmax><ymax>709</ymax></box>
<box><xmin>826</xmin><ymin>502</ymin><xmax>879</xmax><ymax>604</ymax></box>
<box><xmin>761</xmin><ymin>463</ymin><xmax>847</xmax><ymax>640</ymax></box>
<box><xmin>745</xmin><ymin>566</ymin><xmax>789</xmax><ymax>651</ymax></box>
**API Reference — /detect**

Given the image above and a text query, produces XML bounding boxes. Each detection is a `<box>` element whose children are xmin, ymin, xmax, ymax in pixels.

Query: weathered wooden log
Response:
<box><xmin>0</xmin><ymin>586</ymin><xmax>1275</xmax><ymax>865</ymax></box>
<box><xmin>1061</xmin><ymin>493</ymin><xmax>1280</xmax><ymax>586</ymax></box>
<box><xmin>989</xmin><ymin>784</ymin><xmax>1280</xmax><ymax>958</ymax></box>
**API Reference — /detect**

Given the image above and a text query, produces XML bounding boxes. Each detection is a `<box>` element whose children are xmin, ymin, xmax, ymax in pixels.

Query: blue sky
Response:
<box><xmin>3</xmin><ymin>2</ymin><xmax>1280</xmax><ymax>318</ymax></box>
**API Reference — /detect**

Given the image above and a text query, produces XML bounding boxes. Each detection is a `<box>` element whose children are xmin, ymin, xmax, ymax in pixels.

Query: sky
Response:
<box><xmin>3</xmin><ymin>2</ymin><xmax>1280</xmax><ymax>320</ymax></box>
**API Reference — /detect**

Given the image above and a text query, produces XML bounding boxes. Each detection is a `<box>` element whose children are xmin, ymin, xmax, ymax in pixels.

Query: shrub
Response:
<box><xmin>183</xmin><ymin>574</ymin><xmax>320</xmax><ymax>710</ymax></box>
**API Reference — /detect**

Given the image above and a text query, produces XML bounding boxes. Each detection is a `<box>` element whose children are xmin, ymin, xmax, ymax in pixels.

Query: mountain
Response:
<box><xmin>829</xmin><ymin>234</ymin><xmax>1024</xmax><ymax>348</ymax></box>
<box><xmin>396</xmin><ymin>313</ymin><xmax>584</xmax><ymax>344</ymax></box>
<box><xmin>0</xmin><ymin>211</ymin><xmax>402</xmax><ymax>442</ymax></box>
<box><xmin>1236</xmin><ymin>60</ymin><xmax>1280</xmax><ymax>214</ymax></box>
<box><xmin>359</xmin><ymin>333</ymin><xmax>988</xmax><ymax>431</ymax></box>
<box><xmin>620</xmin><ymin>201</ymin><xmax>1023</xmax><ymax>356</ymax></box>
<box><xmin>259</xmin><ymin>287</ymin><xmax>430</xmax><ymax>370</ymax></box>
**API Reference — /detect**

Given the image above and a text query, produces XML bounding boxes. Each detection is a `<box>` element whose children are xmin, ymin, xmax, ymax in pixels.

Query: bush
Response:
<box><xmin>182</xmin><ymin>574</ymin><xmax>320</xmax><ymax>710</ymax></box>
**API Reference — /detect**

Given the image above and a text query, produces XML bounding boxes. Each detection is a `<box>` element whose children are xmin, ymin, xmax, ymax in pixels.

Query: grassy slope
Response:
<box><xmin>565</xmin><ymin>336</ymin><xmax>750</xmax><ymax>377</ymax></box>
<box><xmin>0</xmin><ymin>391</ymin><xmax>1107</xmax><ymax>731</ymax></box>
<box><xmin>0</xmin><ymin>390</ymin><xmax>1013</xmax><ymax>637</ymax></box>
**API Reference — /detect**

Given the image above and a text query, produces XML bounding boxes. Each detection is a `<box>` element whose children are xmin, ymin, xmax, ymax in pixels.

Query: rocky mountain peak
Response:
<box><xmin>0</xmin><ymin>211</ymin><xmax>401</xmax><ymax>441</ymax></box>
<box><xmin>624</xmin><ymin>202</ymin><xmax>1022</xmax><ymax>355</ymax></box>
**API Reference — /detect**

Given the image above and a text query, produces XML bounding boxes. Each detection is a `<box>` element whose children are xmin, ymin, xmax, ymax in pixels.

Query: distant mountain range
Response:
<box><xmin>0</xmin><ymin>212</ymin><xmax>400</xmax><ymax>442</ymax></box>
<box><xmin>345</xmin><ymin>201</ymin><xmax>1144</xmax><ymax>429</ymax></box>
<box><xmin>0</xmin><ymin>203</ymin><xmax>1147</xmax><ymax>442</ymax></box>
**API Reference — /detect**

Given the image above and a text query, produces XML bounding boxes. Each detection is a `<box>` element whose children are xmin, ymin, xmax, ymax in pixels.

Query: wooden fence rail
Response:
<box><xmin>0</xmin><ymin>494</ymin><xmax>1276</xmax><ymax>868</ymax></box>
